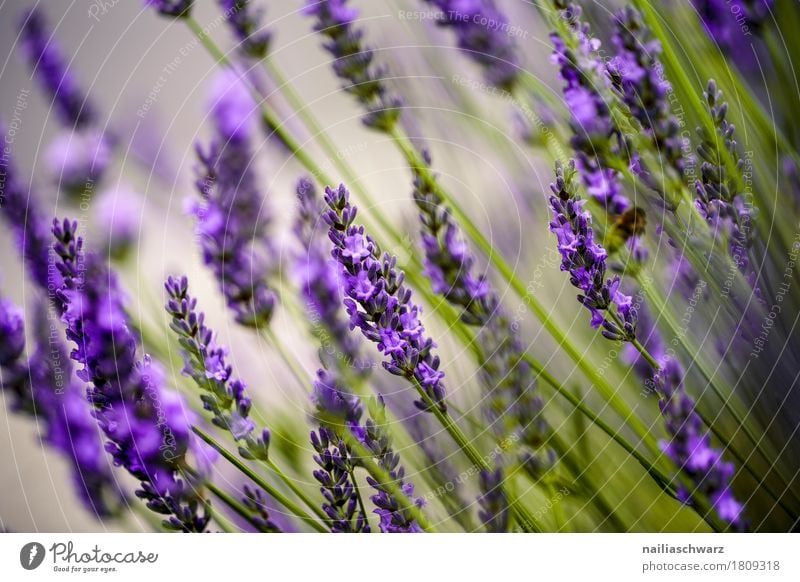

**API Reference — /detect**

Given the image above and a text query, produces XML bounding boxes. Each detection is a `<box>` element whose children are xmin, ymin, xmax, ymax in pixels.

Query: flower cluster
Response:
<box><xmin>145</xmin><ymin>0</ymin><xmax>193</xmax><ymax>18</ymax></box>
<box><xmin>164</xmin><ymin>275</ymin><xmax>270</xmax><ymax>462</ymax></box>
<box><xmin>695</xmin><ymin>80</ymin><xmax>758</xmax><ymax>291</ymax></box>
<box><xmin>549</xmin><ymin>1</ymin><xmax>629</xmax><ymax>215</ymax></box>
<box><xmin>478</xmin><ymin>468</ymin><xmax>510</xmax><ymax>533</ymax></box>
<box><xmin>242</xmin><ymin>485</ymin><xmax>282</xmax><ymax>532</ymax></box>
<box><xmin>691</xmin><ymin>1</ymin><xmax>774</xmax><ymax>67</ymax></box>
<box><xmin>52</xmin><ymin>219</ymin><xmax>210</xmax><ymax>531</ymax></box>
<box><xmin>609</xmin><ymin>7</ymin><xmax>685</xmax><ymax>178</ymax></box>
<box><xmin>193</xmin><ymin>69</ymin><xmax>277</xmax><ymax>328</ymax></box>
<box><xmin>304</xmin><ymin>0</ymin><xmax>401</xmax><ymax>130</ymax></box>
<box><xmin>654</xmin><ymin>358</ymin><xmax>744</xmax><ymax>529</ymax></box>
<box><xmin>548</xmin><ymin>161</ymin><xmax>637</xmax><ymax>340</ymax></box>
<box><xmin>422</xmin><ymin>0</ymin><xmax>519</xmax><ymax>90</ymax></box>
<box><xmin>293</xmin><ymin>178</ymin><xmax>366</xmax><ymax>375</ymax></box>
<box><xmin>219</xmin><ymin>0</ymin><xmax>271</xmax><ymax>58</ymax></box>
<box><xmin>19</xmin><ymin>7</ymin><xmax>95</xmax><ymax>128</ymax></box>
<box><xmin>323</xmin><ymin>184</ymin><xmax>446</xmax><ymax>412</ymax></box>
<box><xmin>310</xmin><ymin>370</ymin><xmax>370</xmax><ymax>533</ymax></box>
<box><xmin>0</xmin><ymin>297</ymin><xmax>121</xmax><ymax>516</ymax></box>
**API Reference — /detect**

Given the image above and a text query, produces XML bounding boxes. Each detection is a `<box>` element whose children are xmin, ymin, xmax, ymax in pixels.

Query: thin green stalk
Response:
<box><xmin>192</xmin><ymin>426</ymin><xmax>329</xmax><ymax>532</ymax></box>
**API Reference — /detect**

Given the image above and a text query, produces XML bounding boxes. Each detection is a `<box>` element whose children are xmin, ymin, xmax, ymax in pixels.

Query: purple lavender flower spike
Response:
<box><xmin>608</xmin><ymin>7</ymin><xmax>685</xmax><ymax>179</ymax></box>
<box><xmin>549</xmin><ymin>2</ymin><xmax>630</xmax><ymax>215</ymax></box>
<box><xmin>293</xmin><ymin>178</ymin><xmax>367</xmax><ymax>376</ymax></box>
<box><xmin>46</xmin><ymin>129</ymin><xmax>112</xmax><ymax>200</ymax></box>
<box><xmin>52</xmin><ymin>220</ymin><xmax>210</xmax><ymax>531</ymax></box>
<box><xmin>478</xmin><ymin>468</ymin><xmax>509</xmax><ymax>532</ymax></box>
<box><xmin>0</xmin><ymin>140</ymin><xmax>61</xmax><ymax>292</ymax></box>
<box><xmin>654</xmin><ymin>357</ymin><xmax>745</xmax><ymax>529</ymax></box>
<box><xmin>695</xmin><ymin>80</ymin><xmax>759</xmax><ymax>293</ymax></box>
<box><xmin>323</xmin><ymin>183</ymin><xmax>446</xmax><ymax>413</ymax></box>
<box><xmin>164</xmin><ymin>275</ymin><xmax>270</xmax><ymax>462</ymax></box>
<box><xmin>219</xmin><ymin>0</ymin><xmax>271</xmax><ymax>58</ymax></box>
<box><xmin>193</xmin><ymin>70</ymin><xmax>277</xmax><ymax>328</ymax></box>
<box><xmin>310</xmin><ymin>369</ymin><xmax>371</xmax><ymax>532</ymax></box>
<box><xmin>145</xmin><ymin>0</ymin><xmax>193</xmax><ymax>18</ymax></box>
<box><xmin>94</xmin><ymin>184</ymin><xmax>143</xmax><ymax>260</ymax></box>
<box><xmin>691</xmin><ymin>1</ymin><xmax>774</xmax><ymax>69</ymax></box>
<box><xmin>19</xmin><ymin>7</ymin><xmax>95</xmax><ymax>128</ymax></box>
<box><xmin>549</xmin><ymin>161</ymin><xmax>637</xmax><ymax>340</ymax></box>
<box><xmin>0</xmin><ymin>297</ymin><xmax>122</xmax><ymax>517</ymax></box>
<box><xmin>304</xmin><ymin>0</ymin><xmax>402</xmax><ymax>130</ymax></box>
<box><xmin>241</xmin><ymin>485</ymin><xmax>282</xmax><ymax>532</ymax></box>
<box><xmin>422</xmin><ymin>0</ymin><xmax>520</xmax><ymax>90</ymax></box>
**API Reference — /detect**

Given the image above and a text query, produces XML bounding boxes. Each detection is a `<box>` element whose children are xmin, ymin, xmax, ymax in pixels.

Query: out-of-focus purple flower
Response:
<box><xmin>19</xmin><ymin>7</ymin><xmax>95</xmax><ymax>128</ymax></box>
<box><xmin>549</xmin><ymin>161</ymin><xmax>637</xmax><ymax>340</ymax></box>
<box><xmin>695</xmin><ymin>80</ymin><xmax>759</xmax><ymax>293</ymax></box>
<box><xmin>52</xmin><ymin>220</ymin><xmax>210</xmax><ymax>531</ymax></box>
<box><xmin>304</xmin><ymin>0</ymin><xmax>401</xmax><ymax>130</ymax></box>
<box><xmin>46</xmin><ymin>129</ymin><xmax>112</xmax><ymax>199</ymax></box>
<box><xmin>0</xmin><ymin>296</ymin><xmax>122</xmax><ymax>517</ymax></box>
<box><xmin>94</xmin><ymin>184</ymin><xmax>143</xmax><ymax>260</ymax></box>
<box><xmin>478</xmin><ymin>468</ymin><xmax>509</xmax><ymax>532</ymax></box>
<box><xmin>293</xmin><ymin>178</ymin><xmax>367</xmax><ymax>376</ymax></box>
<box><xmin>654</xmin><ymin>357</ymin><xmax>745</xmax><ymax>529</ymax></box>
<box><xmin>219</xmin><ymin>0</ymin><xmax>271</xmax><ymax>58</ymax></box>
<box><xmin>165</xmin><ymin>275</ymin><xmax>271</xmax><ymax>461</ymax></box>
<box><xmin>0</xmin><ymin>141</ymin><xmax>60</xmax><ymax>292</ymax></box>
<box><xmin>549</xmin><ymin>3</ymin><xmax>630</xmax><ymax>215</ymax></box>
<box><xmin>609</xmin><ymin>7</ymin><xmax>685</xmax><ymax>178</ymax></box>
<box><xmin>323</xmin><ymin>184</ymin><xmax>446</xmax><ymax>412</ymax></box>
<box><xmin>145</xmin><ymin>0</ymin><xmax>193</xmax><ymax>18</ymax></box>
<box><xmin>422</xmin><ymin>0</ymin><xmax>520</xmax><ymax>90</ymax></box>
<box><xmin>193</xmin><ymin>70</ymin><xmax>276</xmax><ymax>328</ymax></box>
<box><xmin>242</xmin><ymin>485</ymin><xmax>282</xmax><ymax>532</ymax></box>
<box><xmin>691</xmin><ymin>1</ymin><xmax>774</xmax><ymax>69</ymax></box>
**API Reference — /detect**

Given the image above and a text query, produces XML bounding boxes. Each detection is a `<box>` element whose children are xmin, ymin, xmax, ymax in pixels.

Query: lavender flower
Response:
<box><xmin>293</xmin><ymin>178</ymin><xmax>366</xmax><ymax>375</ymax></box>
<box><xmin>310</xmin><ymin>370</ymin><xmax>370</xmax><ymax>533</ymax></box>
<box><xmin>0</xmin><ymin>296</ymin><xmax>121</xmax><ymax>517</ymax></box>
<box><xmin>0</xmin><ymin>142</ymin><xmax>61</xmax><ymax>292</ymax></box>
<box><xmin>691</xmin><ymin>1</ymin><xmax>774</xmax><ymax>68</ymax></box>
<box><xmin>304</xmin><ymin>0</ymin><xmax>401</xmax><ymax>130</ymax></box>
<box><xmin>549</xmin><ymin>2</ymin><xmax>629</xmax><ymax>215</ymax></box>
<box><xmin>323</xmin><ymin>184</ymin><xmax>446</xmax><ymax>412</ymax></box>
<box><xmin>193</xmin><ymin>70</ymin><xmax>276</xmax><ymax>327</ymax></box>
<box><xmin>219</xmin><ymin>0</ymin><xmax>271</xmax><ymax>58</ymax></box>
<box><xmin>548</xmin><ymin>161</ymin><xmax>637</xmax><ymax>340</ymax></box>
<box><xmin>52</xmin><ymin>220</ymin><xmax>210</xmax><ymax>531</ymax></box>
<box><xmin>422</xmin><ymin>0</ymin><xmax>520</xmax><ymax>90</ymax></box>
<box><xmin>19</xmin><ymin>7</ymin><xmax>95</xmax><ymax>128</ymax></box>
<box><xmin>145</xmin><ymin>0</ymin><xmax>193</xmax><ymax>18</ymax></box>
<box><xmin>609</xmin><ymin>7</ymin><xmax>685</xmax><ymax>178</ymax></box>
<box><xmin>654</xmin><ymin>357</ymin><xmax>744</xmax><ymax>529</ymax></box>
<box><xmin>478</xmin><ymin>468</ymin><xmax>509</xmax><ymax>532</ymax></box>
<box><xmin>242</xmin><ymin>485</ymin><xmax>282</xmax><ymax>532</ymax></box>
<box><xmin>46</xmin><ymin>129</ymin><xmax>112</xmax><ymax>199</ymax></box>
<box><xmin>164</xmin><ymin>275</ymin><xmax>270</xmax><ymax>462</ymax></box>
<box><xmin>695</xmin><ymin>80</ymin><xmax>758</xmax><ymax>291</ymax></box>
<box><xmin>94</xmin><ymin>184</ymin><xmax>143</xmax><ymax>260</ymax></box>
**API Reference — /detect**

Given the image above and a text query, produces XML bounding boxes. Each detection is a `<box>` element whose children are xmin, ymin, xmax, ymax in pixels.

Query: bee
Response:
<box><xmin>605</xmin><ymin>207</ymin><xmax>646</xmax><ymax>254</ymax></box>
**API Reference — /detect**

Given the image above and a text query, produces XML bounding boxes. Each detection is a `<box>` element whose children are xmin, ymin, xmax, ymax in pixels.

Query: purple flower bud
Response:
<box><xmin>219</xmin><ymin>0</ymin><xmax>271</xmax><ymax>58</ymax></box>
<box><xmin>145</xmin><ymin>0</ymin><xmax>193</xmax><ymax>18</ymax></box>
<box><xmin>46</xmin><ymin>129</ymin><xmax>112</xmax><ymax>199</ymax></box>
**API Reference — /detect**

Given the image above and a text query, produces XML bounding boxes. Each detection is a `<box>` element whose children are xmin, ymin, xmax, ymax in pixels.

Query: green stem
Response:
<box><xmin>192</xmin><ymin>426</ymin><xmax>329</xmax><ymax>532</ymax></box>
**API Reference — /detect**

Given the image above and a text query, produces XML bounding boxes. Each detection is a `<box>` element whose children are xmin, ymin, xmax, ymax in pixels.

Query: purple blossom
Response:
<box><xmin>193</xmin><ymin>70</ymin><xmax>277</xmax><ymax>328</ymax></box>
<box><xmin>0</xmin><ymin>296</ymin><xmax>122</xmax><ymax>517</ymax></box>
<box><xmin>654</xmin><ymin>357</ymin><xmax>744</xmax><ymax>529</ymax></box>
<box><xmin>549</xmin><ymin>161</ymin><xmax>637</xmax><ymax>340</ymax></box>
<box><xmin>52</xmin><ymin>220</ymin><xmax>210</xmax><ymax>531</ymax></box>
<box><xmin>19</xmin><ymin>7</ymin><xmax>95</xmax><ymax>128</ymax></box>
<box><xmin>691</xmin><ymin>1</ymin><xmax>774</xmax><ymax>69</ymax></box>
<box><xmin>46</xmin><ymin>129</ymin><xmax>112</xmax><ymax>200</ymax></box>
<box><xmin>478</xmin><ymin>468</ymin><xmax>509</xmax><ymax>532</ymax></box>
<box><xmin>145</xmin><ymin>0</ymin><xmax>193</xmax><ymax>18</ymax></box>
<box><xmin>293</xmin><ymin>178</ymin><xmax>366</xmax><ymax>375</ymax></box>
<box><xmin>304</xmin><ymin>0</ymin><xmax>401</xmax><ymax>130</ymax></box>
<box><xmin>164</xmin><ymin>275</ymin><xmax>270</xmax><ymax>462</ymax></box>
<box><xmin>609</xmin><ymin>7</ymin><xmax>685</xmax><ymax>178</ymax></box>
<box><xmin>422</xmin><ymin>0</ymin><xmax>520</xmax><ymax>90</ymax></box>
<box><xmin>323</xmin><ymin>184</ymin><xmax>446</xmax><ymax>412</ymax></box>
<box><xmin>219</xmin><ymin>0</ymin><xmax>271</xmax><ymax>58</ymax></box>
<box><xmin>94</xmin><ymin>184</ymin><xmax>143</xmax><ymax>260</ymax></box>
<box><xmin>549</xmin><ymin>3</ymin><xmax>629</xmax><ymax>215</ymax></box>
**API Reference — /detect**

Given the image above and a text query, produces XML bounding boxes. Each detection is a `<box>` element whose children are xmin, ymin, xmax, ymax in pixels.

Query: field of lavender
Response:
<box><xmin>1</xmin><ymin>0</ymin><xmax>798</xmax><ymax>534</ymax></box>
